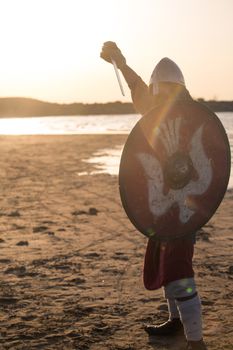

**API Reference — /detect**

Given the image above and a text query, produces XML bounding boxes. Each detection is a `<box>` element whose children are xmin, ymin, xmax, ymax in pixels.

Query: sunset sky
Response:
<box><xmin>0</xmin><ymin>0</ymin><xmax>232</xmax><ymax>103</ymax></box>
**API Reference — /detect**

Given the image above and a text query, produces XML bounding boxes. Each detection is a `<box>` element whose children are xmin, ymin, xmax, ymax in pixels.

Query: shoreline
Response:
<box><xmin>0</xmin><ymin>110</ymin><xmax>232</xmax><ymax>119</ymax></box>
<box><xmin>0</xmin><ymin>134</ymin><xmax>231</xmax><ymax>191</ymax></box>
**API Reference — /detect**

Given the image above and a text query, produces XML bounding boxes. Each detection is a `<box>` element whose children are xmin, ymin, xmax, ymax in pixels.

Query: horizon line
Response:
<box><xmin>0</xmin><ymin>96</ymin><xmax>232</xmax><ymax>105</ymax></box>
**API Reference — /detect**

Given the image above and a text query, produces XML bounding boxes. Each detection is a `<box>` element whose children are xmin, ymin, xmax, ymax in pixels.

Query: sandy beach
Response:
<box><xmin>0</xmin><ymin>134</ymin><xmax>232</xmax><ymax>350</ymax></box>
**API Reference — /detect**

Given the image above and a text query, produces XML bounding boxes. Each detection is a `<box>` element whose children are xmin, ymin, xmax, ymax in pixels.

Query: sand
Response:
<box><xmin>0</xmin><ymin>134</ymin><xmax>232</xmax><ymax>350</ymax></box>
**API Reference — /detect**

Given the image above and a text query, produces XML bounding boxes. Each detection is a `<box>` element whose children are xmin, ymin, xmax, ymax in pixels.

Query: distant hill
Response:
<box><xmin>0</xmin><ymin>97</ymin><xmax>232</xmax><ymax>117</ymax></box>
<box><xmin>0</xmin><ymin>98</ymin><xmax>135</xmax><ymax>117</ymax></box>
<box><xmin>196</xmin><ymin>98</ymin><xmax>233</xmax><ymax>112</ymax></box>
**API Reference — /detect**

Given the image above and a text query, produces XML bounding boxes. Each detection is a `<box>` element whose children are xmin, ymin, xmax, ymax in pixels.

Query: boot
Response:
<box><xmin>144</xmin><ymin>318</ymin><xmax>183</xmax><ymax>336</ymax></box>
<box><xmin>187</xmin><ymin>339</ymin><xmax>207</xmax><ymax>349</ymax></box>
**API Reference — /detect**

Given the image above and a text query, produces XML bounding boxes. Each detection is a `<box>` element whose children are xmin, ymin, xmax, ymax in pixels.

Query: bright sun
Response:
<box><xmin>0</xmin><ymin>0</ymin><xmax>118</xmax><ymax>100</ymax></box>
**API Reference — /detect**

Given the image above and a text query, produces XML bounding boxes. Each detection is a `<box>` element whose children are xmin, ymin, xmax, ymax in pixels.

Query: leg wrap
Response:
<box><xmin>176</xmin><ymin>294</ymin><xmax>202</xmax><ymax>341</ymax></box>
<box><xmin>164</xmin><ymin>278</ymin><xmax>203</xmax><ymax>341</ymax></box>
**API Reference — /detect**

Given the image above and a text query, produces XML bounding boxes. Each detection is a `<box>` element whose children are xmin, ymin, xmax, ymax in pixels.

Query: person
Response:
<box><xmin>100</xmin><ymin>41</ymin><xmax>207</xmax><ymax>350</ymax></box>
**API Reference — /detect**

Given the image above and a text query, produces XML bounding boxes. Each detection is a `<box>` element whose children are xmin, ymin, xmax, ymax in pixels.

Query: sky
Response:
<box><xmin>0</xmin><ymin>0</ymin><xmax>232</xmax><ymax>103</ymax></box>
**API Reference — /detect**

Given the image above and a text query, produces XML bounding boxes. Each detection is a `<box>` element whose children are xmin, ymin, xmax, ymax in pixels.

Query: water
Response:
<box><xmin>81</xmin><ymin>146</ymin><xmax>124</xmax><ymax>176</ymax></box>
<box><xmin>0</xmin><ymin>112</ymin><xmax>232</xmax><ymax>188</ymax></box>
<box><xmin>0</xmin><ymin>114</ymin><xmax>140</xmax><ymax>135</ymax></box>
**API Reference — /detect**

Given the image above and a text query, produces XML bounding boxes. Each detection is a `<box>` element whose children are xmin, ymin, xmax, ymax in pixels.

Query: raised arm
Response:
<box><xmin>100</xmin><ymin>41</ymin><xmax>153</xmax><ymax>115</ymax></box>
<box><xmin>100</xmin><ymin>42</ymin><xmax>139</xmax><ymax>86</ymax></box>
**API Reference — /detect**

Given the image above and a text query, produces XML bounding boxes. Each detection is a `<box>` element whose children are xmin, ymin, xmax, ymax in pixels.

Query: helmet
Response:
<box><xmin>149</xmin><ymin>57</ymin><xmax>185</xmax><ymax>95</ymax></box>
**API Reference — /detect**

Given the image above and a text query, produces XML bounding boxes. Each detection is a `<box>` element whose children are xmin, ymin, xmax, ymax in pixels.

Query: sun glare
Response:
<box><xmin>0</xmin><ymin>0</ymin><xmax>120</xmax><ymax>101</ymax></box>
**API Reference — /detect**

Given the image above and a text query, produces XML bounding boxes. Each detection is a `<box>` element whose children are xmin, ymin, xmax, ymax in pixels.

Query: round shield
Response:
<box><xmin>119</xmin><ymin>100</ymin><xmax>231</xmax><ymax>240</ymax></box>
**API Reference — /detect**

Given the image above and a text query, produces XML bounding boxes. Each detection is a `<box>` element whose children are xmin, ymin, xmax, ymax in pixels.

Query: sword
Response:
<box><xmin>111</xmin><ymin>58</ymin><xmax>125</xmax><ymax>96</ymax></box>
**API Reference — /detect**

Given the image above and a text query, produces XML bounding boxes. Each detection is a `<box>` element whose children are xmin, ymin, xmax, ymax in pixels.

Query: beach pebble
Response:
<box><xmin>21</xmin><ymin>314</ymin><xmax>36</xmax><ymax>321</ymax></box>
<box><xmin>84</xmin><ymin>252</ymin><xmax>100</xmax><ymax>258</ymax></box>
<box><xmin>47</xmin><ymin>231</ymin><xmax>55</xmax><ymax>236</ymax></box>
<box><xmin>72</xmin><ymin>210</ymin><xmax>87</xmax><ymax>216</ymax></box>
<box><xmin>8</xmin><ymin>210</ymin><xmax>21</xmax><ymax>217</ymax></box>
<box><xmin>201</xmin><ymin>300</ymin><xmax>215</xmax><ymax>306</ymax></box>
<box><xmin>0</xmin><ymin>297</ymin><xmax>18</xmax><ymax>305</ymax></box>
<box><xmin>4</xmin><ymin>266</ymin><xmax>27</xmax><ymax>277</ymax></box>
<box><xmin>12</xmin><ymin>224</ymin><xmax>26</xmax><ymax>230</ymax></box>
<box><xmin>89</xmin><ymin>207</ymin><xmax>98</xmax><ymax>215</ymax></box>
<box><xmin>71</xmin><ymin>208</ymin><xmax>98</xmax><ymax>216</ymax></box>
<box><xmin>0</xmin><ymin>259</ymin><xmax>11</xmax><ymax>264</ymax></box>
<box><xmin>16</xmin><ymin>241</ymin><xmax>29</xmax><ymax>246</ymax></box>
<box><xmin>63</xmin><ymin>329</ymin><xmax>81</xmax><ymax>338</ymax></box>
<box><xmin>70</xmin><ymin>277</ymin><xmax>86</xmax><ymax>285</ymax></box>
<box><xmin>33</xmin><ymin>226</ymin><xmax>48</xmax><ymax>233</ymax></box>
<box><xmin>112</xmin><ymin>254</ymin><xmax>129</xmax><ymax>261</ymax></box>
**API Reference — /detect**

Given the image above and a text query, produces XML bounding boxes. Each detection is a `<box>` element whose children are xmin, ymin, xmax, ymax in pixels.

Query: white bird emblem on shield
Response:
<box><xmin>137</xmin><ymin>117</ymin><xmax>213</xmax><ymax>224</ymax></box>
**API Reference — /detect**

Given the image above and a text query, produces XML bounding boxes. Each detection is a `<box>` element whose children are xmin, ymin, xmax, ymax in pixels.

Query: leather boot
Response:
<box><xmin>187</xmin><ymin>339</ymin><xmax>207</xmax><ymax>349</ymax></box>
<box><xmin>144</xmin><ymin>318</ymin><xmax>183</xmax><ymax>336</ymax></box>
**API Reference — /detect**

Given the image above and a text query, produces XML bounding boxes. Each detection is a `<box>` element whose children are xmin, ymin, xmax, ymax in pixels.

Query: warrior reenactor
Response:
<box><xmin>100</xmin><ymin>41</ymin><xmax>230</xmax><ymax>350</ymax></box>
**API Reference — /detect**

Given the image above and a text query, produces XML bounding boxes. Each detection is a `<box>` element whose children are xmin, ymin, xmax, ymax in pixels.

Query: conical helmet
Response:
<box><xmin>149</xmin><ymin>57</ymin><xmax>185</xmax><ymax>95</ymax></box>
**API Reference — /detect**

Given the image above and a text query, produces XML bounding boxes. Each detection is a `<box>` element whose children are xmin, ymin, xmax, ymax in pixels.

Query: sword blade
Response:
<box><xmin>111</xmin><ymin>58</ymin><xmax>125</xmax><ymax>96</ymax></box>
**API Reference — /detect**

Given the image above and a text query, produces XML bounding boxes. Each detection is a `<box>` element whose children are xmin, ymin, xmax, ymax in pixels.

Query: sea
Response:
<box><xmin>0</xmin><ymin>112</ymin><xmax>232</xmax><ymax>188</ymax></box>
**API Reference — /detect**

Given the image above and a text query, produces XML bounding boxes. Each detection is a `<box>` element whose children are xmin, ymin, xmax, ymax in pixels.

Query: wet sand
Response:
<box><xmin>0</xmin><ymin>134</ymin><xmax>232</xmax><ymax>350</ymax></box>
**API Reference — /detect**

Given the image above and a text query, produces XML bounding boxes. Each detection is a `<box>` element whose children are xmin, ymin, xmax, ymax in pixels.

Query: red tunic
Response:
<box><xmin>129</xmin><ymin>76</ymin><xmax>195</xmax><ymax>290</ymax></box>
<box><xmin>143</xmin><ymin>238</ymin><xmax>194</xmax><ymax>290</ymax></box>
